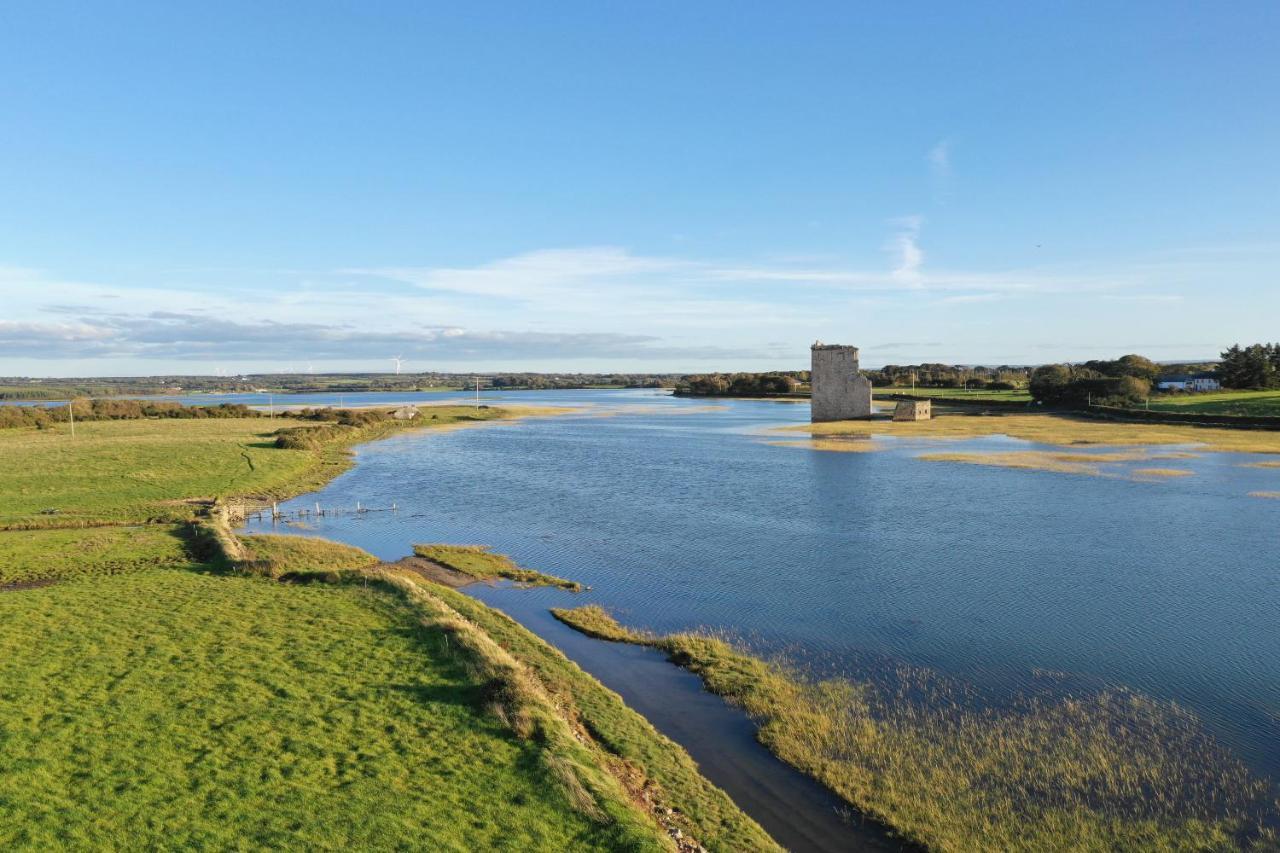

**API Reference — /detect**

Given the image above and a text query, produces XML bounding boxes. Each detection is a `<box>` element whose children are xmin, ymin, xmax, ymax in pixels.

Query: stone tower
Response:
<box><xmin>810</xmin><ymin>342</ymin><xmax>873</xmax><ymax>422</ymax></box>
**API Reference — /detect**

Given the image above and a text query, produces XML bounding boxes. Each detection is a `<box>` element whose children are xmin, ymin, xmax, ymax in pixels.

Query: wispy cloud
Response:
<box><xmin>927</xmin><ymin>140</ymin><xmax>951</xmax><ymax>176</ymax></box>
<box><xmin>887</xmin><ymin>216</ymin><xmax>925</xmax><ymax>286</ymax></box>
<box><xmin>1100</xmin><ymin>294</ymin><xmax>1184</xmax><ymax>303</ymax></box>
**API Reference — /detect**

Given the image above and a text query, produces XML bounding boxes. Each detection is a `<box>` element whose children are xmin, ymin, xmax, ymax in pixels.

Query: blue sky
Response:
<box><xmin>1</xmin><ymin>2</ymin><xmax>1277</xmax><ymax>375</ymax></box>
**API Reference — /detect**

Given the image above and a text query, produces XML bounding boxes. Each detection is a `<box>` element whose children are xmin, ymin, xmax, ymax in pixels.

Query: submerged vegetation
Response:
<box><xmin>413</xmin><ymin>543</ymin><xmax>582</xmax><ymax>591</ymax></box>
<box><xmin>552</xmin><ymin>606</ymin><xmax>1273</xmax><ymax>852</ymax></box>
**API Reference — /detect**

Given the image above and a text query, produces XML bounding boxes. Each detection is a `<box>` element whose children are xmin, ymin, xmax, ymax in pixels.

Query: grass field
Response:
<box><xmin>1148</xmin><ymin>389</ymin><xmax>1280</xmax><ymax>416</ymax></box>
<box><xmin>0</xmin><ymin>569</ymin><xmax>648</xmax><ymax>850</ymax></box>
<box><xmin>873</xmin><ymin>386</ymin><xmax>1033</xmax><ymax>402</ymax></box>
<box><xmin>552</xmin><ymin>607</ymin><xmax>1271</xmax><ymax>852</ymax></box>
<box><xmin>0</xmin><ymin>526</ymin><xmax>197</xmax><ymax>585</ymax></box>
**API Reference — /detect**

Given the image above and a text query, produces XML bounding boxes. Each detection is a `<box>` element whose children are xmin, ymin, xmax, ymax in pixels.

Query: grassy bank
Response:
<box><xmin>413</xmin><ymin>543</ymin><xmax>582</xmax><ymax>590</ymax></box>
<box><xmin>552</xmin><ymin>606</ymin><xmax>1272</xmax><ymax>852</ymax></box>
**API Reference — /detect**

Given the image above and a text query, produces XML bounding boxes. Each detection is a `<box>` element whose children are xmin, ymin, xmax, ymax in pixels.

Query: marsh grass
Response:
<box><xmin>413</xmin><ymin>544</ymin><xmax>581</xmax><ymax>591</ymax></box>
<box><xmin>1247</xmin><ymin>491</ymin><xmax>1280</xmax><ymax>500</ymax></box>
<box><xmin>1131</xmin><ymin>467</ymin><xmax>1195</xmax><ymax>478</ymax></box>
<box><xmin>787</xmin><ymin>413</ymin><xmax>1280</xmax><ymax>454</ymax></box>
<box><xmin>918</xmin><ymin>451</ymin><xmax>1107</xmax><ymax>476</ymax></box>
<box><xmin>552</xmin><ymin>607</ymin><xmax>1272</xmax><ymax>852</ymax></box>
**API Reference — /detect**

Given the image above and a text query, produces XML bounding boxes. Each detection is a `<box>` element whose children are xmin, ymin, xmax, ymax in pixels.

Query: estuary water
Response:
<box><xmin>241</xmin><ymin>389</ymin><xmax>1280</xmax><ymax>822</ymax></box>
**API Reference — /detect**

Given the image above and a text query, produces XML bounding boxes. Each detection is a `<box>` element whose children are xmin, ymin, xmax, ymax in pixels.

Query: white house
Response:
<box><xmin>1157</xmin><ymin>374</ymin><xmax>1221</xmax><ymax>392</ymax></box>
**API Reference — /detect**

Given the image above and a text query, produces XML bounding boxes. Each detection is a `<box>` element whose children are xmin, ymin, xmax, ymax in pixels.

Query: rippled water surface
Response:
<box><xmin>243</xmin><ymin>389</ymin><xmax>1280</xmax><ymax>781</ymax></box>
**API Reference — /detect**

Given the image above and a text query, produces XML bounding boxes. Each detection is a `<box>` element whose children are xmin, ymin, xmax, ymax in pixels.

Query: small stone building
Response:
<box><xmin>391</xmin><ymin>405</ymin><xmax>420</xmax><ymax>420</ymax></box>
<box><xmin>893</xmin><ymin>399</ymin><xmax>932</xmax><ymax>421</ymax></box>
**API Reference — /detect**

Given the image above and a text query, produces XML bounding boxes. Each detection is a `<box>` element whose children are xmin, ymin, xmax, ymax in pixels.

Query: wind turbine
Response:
<box><xmin>391</xmin><ymin>355</ymin><xmax>406</xmax><ymax>375</ymax></box>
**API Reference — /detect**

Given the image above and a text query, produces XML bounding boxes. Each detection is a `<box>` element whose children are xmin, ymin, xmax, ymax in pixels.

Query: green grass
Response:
<box><xmin>414</xmin><ymin>544</ymin><xmax>582</xmax><ymax>591</ymax></box>
<box><xmin>0</xmin><ymin>569</ymin><xmax>647</xmax><ymax>851</ymax></box>
<box><xmin>0</xmin><ymin>407</ymin><xmax>527</xmax><ymax>530</ymax></box>
<box><xmin>0</xmin><ymin>526</ymin><xmax>197</xmax><ymax>585</ymax></box>
<box><xmin>874</xmin><ymin>386</ymin><xmax>1033</xmax><ymax>402</ymax></box>
<box><xmin>239</xmin><ymin>533</ymin><xmax>380</xmax><ymax>580</ymax></box>
<box><xmin>552</xmin><ymin>607</ymin><xmax>1271</xmax><ymax>853</ymax></box>
<box><xmin>1148</xmin><ymin>389</ymin><xmax>1280</xmax><ymax>416</ymax></box>
<box><xmin>0</xmin><ymin>418</ymin><xmax>317</xmax><ymax>529</ymax></box>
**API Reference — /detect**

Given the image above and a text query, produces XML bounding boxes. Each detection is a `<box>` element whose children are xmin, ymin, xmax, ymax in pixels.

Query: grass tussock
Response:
<box><xmin>552</xmin><ymin>606</ymin><xmax>1271</xmax><ymax>852</ymax></box>
<box><xmin>1131</xmin><ymin>467</ymin><xmax>1195</xmax><ymax>478</ymax></box>
<box><xmin>786</xmin><ymin>412</ymin><xmax>1280</xmax><ymax>454</ymax></box>
<box><xmin>552</xmin><ymin>605</ymin><xmax>653</xmax><ymax>643</ymax></box>
<box><xmin>1241</xmin><ymin>460</ymin><xmax>1280</xmax><ymax>469</ymax></box>
<box><xmin>413</xmin><ymin>544</ymin><xmax>581</xmax><ymax>591</ymax></box>
<box><xmin>1247</xmin><ymin>491</ymin><xmax>1280</xmax><ymax>500</ymax></box>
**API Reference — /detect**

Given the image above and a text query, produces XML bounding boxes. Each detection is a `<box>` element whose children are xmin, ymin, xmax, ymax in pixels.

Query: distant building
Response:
<box><xmin>391</xmin><ymin>405</ymin><xmax>420</xmax><ymax>420</ymax></box>
<box><xmin>810</xmin><ymin>342</ymin><xmax>873</xmax><ymax>422</ymax></box>
<box><xmin>1157</xmin><ymin>374</ymin><xmax>1221</xmax><ymax>392</ymax></box>
<box><xmin>893</xmin><ymin>399</ymin><xmax>932</xmax><ymax>421</ymax></box>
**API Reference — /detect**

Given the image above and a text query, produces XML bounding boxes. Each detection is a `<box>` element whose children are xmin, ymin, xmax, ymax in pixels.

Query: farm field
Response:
<box><xmin>873</xmin><ymin>386</ymin><xmax>1033</xmax><ymax>402</ymax></box>
<box><xmin>1148</xmin><ymin>389</ymin><xmax>1280</xmax><ymax>416</ymax></box>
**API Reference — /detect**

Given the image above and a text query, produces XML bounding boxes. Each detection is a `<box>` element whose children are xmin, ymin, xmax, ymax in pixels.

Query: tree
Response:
<box><xmin>1219</xmin><ymin>343</ymin><xmax>1279</xmax><ymax>389</ymax></box>
<box><xmin>1029</xmin><ymin>365</ymin><xmax>1073</xmax><ymax>404</ymax></box>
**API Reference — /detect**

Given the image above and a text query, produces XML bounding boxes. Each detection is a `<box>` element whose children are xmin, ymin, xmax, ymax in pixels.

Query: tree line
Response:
<box><xmin>0</xmin><ymin>400</ymin><xmax>260</xmax><ymax>430</ymax></box>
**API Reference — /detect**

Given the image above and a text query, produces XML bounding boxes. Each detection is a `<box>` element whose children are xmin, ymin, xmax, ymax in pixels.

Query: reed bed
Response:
<box><xmin>553</xmin><ymin>607</ymin><xmax>1273</xmax><ymax>852</ymax></box>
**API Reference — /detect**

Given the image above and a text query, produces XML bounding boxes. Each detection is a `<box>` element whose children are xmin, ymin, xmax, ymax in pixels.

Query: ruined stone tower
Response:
<box><xmin>810</xmin><ymin>342</ymin><xmax>873</xmax><ymax>422</ymax></box>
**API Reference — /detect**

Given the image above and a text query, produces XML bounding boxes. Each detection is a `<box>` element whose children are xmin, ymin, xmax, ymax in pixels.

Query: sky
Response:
<box><xmin>1</xmin><ymin>2</ymin><xmax>1277</xmax><ymax>376</ymax></box>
